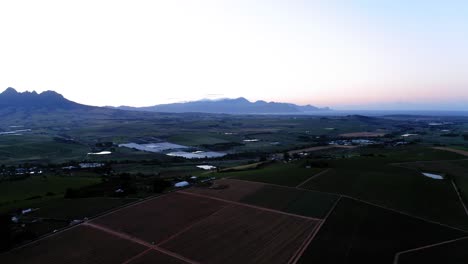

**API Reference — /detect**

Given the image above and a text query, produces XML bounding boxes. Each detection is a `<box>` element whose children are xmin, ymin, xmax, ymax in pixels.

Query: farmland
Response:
<box><xmin>0</xmin><ymin>175</ymin><xmax>100</xmax><ymax>211</ymax></box>
<box><xmin>185</xmin><ymin>179</ymin><xmax>265</xmax><ymax>201</ymax></box>
<box><xmin>240</xmin><ymin>184</ymin><xmax>339</xmax><ymax>218</ymax></box>
<box><xmin>297</xmin><ymin>150</ymin><xmax>468</xmax><ymax>230</ymax></box>
<box><xmin>0</xmin><ymin>225</ymin><xmax>146</xmax><ymax>264</ymax></box>
<box><xmin>126</xmin><ymin>250</ymin><xmax>187</xmax><ymax>264</ymax></box>
<box><xmin>297</xmin><ymin>197</ymin><xmax>467</xmax><ymax>264</ymax></box>
<box><xmin>92</xmin><ymin>192</ymin><xmax>227</xmax><ymax>244</ymax></box>
<box><xmin>2</xmin><ymin>112</ymin><xmax>468</xmax><ymax>262</ymax></box>
<box><xmin>1</xmin><ymin>188</ymin><xmax>320</xmax><ymax>264</ymax></box>
<box><xmin>211</xmin><ymin>161</ymin><xmax>326</xmax><ymax>187</ymax></box>
<box><xmin>161</xmin><ymin>205</ymin><xmax>318</xmax><ymax>264</ymax></box>
<box><xmin>396</xmin><ymin>237</ymin><xmax>468</xmax><ymax>264</ymax></box>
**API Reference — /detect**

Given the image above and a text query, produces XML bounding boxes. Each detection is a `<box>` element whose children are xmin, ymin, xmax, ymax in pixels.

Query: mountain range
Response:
<box><xmin>0</xmin><ymin>87</ymin><xmax>89</xmax><ymax>110</ymax></box>
<box><xmin>0</xmin><ymin>88</ymin><xmax>330</xmax><ymax>114</ymax></box>
<box><xmin>112</xmin><ymin>97</ymin><xmax>330</xmax><ymax>114</ymax></box>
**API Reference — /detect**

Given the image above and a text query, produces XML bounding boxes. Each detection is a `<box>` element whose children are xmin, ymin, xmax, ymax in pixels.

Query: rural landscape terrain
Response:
<box><xmin>0</xmin><ymin>88</ymin><xmax>467</xmax><ymax>263</ymax></box>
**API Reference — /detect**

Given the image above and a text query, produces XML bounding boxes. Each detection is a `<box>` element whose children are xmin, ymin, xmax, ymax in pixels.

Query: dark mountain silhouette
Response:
<box><xmin>0</xmin><ymin>87</ymin><xmax>89</xmax><ymax>109</ymax></box>
<box><xmin>112</xmin><ymin>97</ymin><xmax>330</xmax><ymax>114</ymax></box>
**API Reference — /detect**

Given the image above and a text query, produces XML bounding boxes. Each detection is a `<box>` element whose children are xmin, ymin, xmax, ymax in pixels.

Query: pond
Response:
<box><xmin>119</xmin><ymin>142</ymin><xmax>188</xmax><ymax>153</ymax></box>
<box><xmin>167</xmin><ymin>151</ymin><xmax>226</xmax><ymax>159</ymax></box>
<box><xmin>422</xmin><ymin>172</ymin><xmax>444</xmax><ymax>180</ymax></box>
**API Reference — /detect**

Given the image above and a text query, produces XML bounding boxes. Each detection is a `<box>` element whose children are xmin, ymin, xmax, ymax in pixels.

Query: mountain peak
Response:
<box><xmin>2</xmin><ymin>87</ymin><xmax>19</xmax><ymax>95</ymax></box>
<box><xmin>232</xmin><ymin>97</ymin><xmax>249</xmax><ymax>103</ymax></box>
<box><xmin>0</xmin><ymin>88</ymin><xmax>85</xmax><ymax>109</ymax></box>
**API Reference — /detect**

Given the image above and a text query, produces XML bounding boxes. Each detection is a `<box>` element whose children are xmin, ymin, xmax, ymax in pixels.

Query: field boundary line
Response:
<box><xmin>90</xmin><ymin>193</ymin><xmax>173</xmax><ymax>222</ymax></box>
<box><xmin>390</xmin><ymin>157</ymin><xmax>468</xmax><ymax>166</ymax></box>
<box><xmin>288</xmin><ymin>195</ymin><xmax>342</xmax><ymax>264</ymax></box>
<box><xmin>344</xmin><ymin>196</ymin><xmax>468</xmax><ymax>233</ymax></box>
<box><xmin>177</xmin><ymin>190</ymin><xmax>321</xmax><ymax>221</ymax></box>
<box><xmin>226</xmin><ymin>178</ymin><xmax>340</xmax><ymax>197</ymax></box>
<box><xmin>287</xmin><ymin>145</ymin><xmax>356</xmax><ymax>155</ymax></box>
<box><xmin>451</xmin><ymin>180</ymin><xmax>468</xmax><ymax>217</ymax></box>
<box><xmin>0</xmin><ymin>193</ymin><xmax>174</xmax><ymax>255</ymax></box>
<box><xmin>296</xmin><ymin>169</ymin><xmax>331</xmax><ymax>189</ymax></box>
<box><xmin>121</xmin><ymin>248</ymin><xmax>152</xmax><ymax>264</ymax></box>
<box><xmin>432</xmin><ymin>147</ymin><xmax>468</xmax><ymax>157</ymax></box>
<box><xmin>156</xmin><ymin>205</ymin><xmax>228</xmax><ymax>247</ymax></box>
<box><xmin>83</xmin><ymin>222</ymin><xmax>199</xmax><ymax>264</ymax></box>
<box><xmin>213</xmin><ymin>178</ymin><xmax>468</xmax><ymax>232</ymax></box>
<box><xmin>392</xmin><ymin>236</ymin><xmax>468</xmax><ymax>264</ymax></box>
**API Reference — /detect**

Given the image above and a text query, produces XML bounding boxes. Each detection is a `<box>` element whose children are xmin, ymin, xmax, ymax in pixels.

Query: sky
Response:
<box><xmin>0</xmin><ymin>0</ymin><xmax>467</xmax><ymax>110</ymax></box>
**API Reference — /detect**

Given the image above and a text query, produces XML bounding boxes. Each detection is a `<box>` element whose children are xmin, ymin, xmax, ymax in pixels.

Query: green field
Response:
<box><xmin>0</xmin><ymin>134</ymin><xmax>90</xmax><ymax>165</ymax></box>
<box><xmin>297</xmin><ymin>197</ymin><xmax>467</xmax><ymax>264</ymax></box>
<box><xmin>399</xmin><ymin>160</ymin><xmax>468</xmax><ymax>204</ymax></box>
<box><xmin>167</xmin><ymin>133</ymin><xmax>232</xmax><ymax>146</ymax></box>
<box><xmin>213</xmin><ymin>161</ymin><xmax>325</xmax><ymax>187</ymax></box>
<box><xmin>0</xmin><ymin>176</ymin><xmax>100</xmax><ymax>211</ymax></box>
<box><xmin>397</xmin><ymin>237</ymin><xmax>468</xmax><ymax>264</ymax></box>
<box><xmin>300</xmin><ymin>148</ymin><xmax>468</xmax><ymax>229</ymax></box>
<box><xmin>240</xmin><ymin>185</ymin><xmax>339</xmax><ymax>218</ymax></box>
<box><xmin>28</xmin><ymin>197</ymin><xmax>137</xmax><ymax>220</ymax></box>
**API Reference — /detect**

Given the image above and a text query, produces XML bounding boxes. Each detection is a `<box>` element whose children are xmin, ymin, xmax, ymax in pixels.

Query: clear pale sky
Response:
<box><xmin>1</xmin><ymin>0</ymin><xmax>467</xmax><ymax>110</ymax></box>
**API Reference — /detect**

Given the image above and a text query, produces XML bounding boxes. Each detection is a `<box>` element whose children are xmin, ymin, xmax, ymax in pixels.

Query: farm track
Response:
<box><xmin>227</xmin><ymin>178</ymin><xmax>340</xmax><ymax>197</ymax></box>
<box><xmin>451</xmin><ymin>180</ymin><xmax>468</xmax><ymax>217</ymax></box>
<box><xmin>432</xmin><ymin>147</ymin><xmax>468</xmax><ymax>157</ymax></box>
<box><xmin>295</xmin><ymin>169</ymin><xmax>331</xmax><ymax>189</ymax></box>
<box><xmin>392</xmin><ymin>236</ymin><xmax>468</xmax><ymax>264</ymax></box>
<box><xmin>122</xmin><ymin>248</ymin><xmax>153</xmax><ymax>264</ymax></box>
<box><xmin>159</xmin><ymin>204</ymin><xmax>318</xmax><ymax>264</ymax></box>
<box><xmin>223</xmin><ymin>178</ymin><xmax>468</xmax><ymax>232</ymax></box>
<box><xmin>90</xmin><ymin>192</ymin><xmax>227</xmax><ymax>245</ymax></box>
<box><xmin>288</xmin><ymin>195</ymin><xmax>342</xmax><ymax>264</ymax></box>
<box><xmin>83</xmin><ymin>222</ymin><xmax>198</xmax><ymax>264</ymax></box>
<box><xmin>288</xmin><ymin>145</ymin><xmax>356</xmax><ymax>155</ymax></box>
<box><xmin>390</xmin><ymin>158</ymin><xmax>468</xmax><ymax>166</ymax></box>
<box><xmin>344</xmin><ymin>196</ymin><xmax>468</xmax><ymax>233</ymax></box>
<box><xmin>178</xmin><ymin>190</ymin><xmax>320</xmax><ymax>221</ymax></box>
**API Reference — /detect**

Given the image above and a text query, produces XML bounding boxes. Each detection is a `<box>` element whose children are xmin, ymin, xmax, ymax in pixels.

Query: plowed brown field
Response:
<box><xmin>92</xmin><ymin>192</ymin><xmax>227</xmax><ymax>244</ymax></box>
<box><xmin>185</xmin><ymin>179</ymin><xmax>265</xmax><ymax>201</ymax></box>
<box><xmin>160</xmin><ymin>204</ymin><xmax>319</xmax><ymax>264</ymax></box>
<box><xmin>0</xmin><ymin>225</ymin><xmax>145</xmax><ymax>264</ymax></box>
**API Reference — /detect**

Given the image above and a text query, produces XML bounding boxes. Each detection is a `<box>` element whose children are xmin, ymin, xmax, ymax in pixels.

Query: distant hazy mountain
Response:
<box><xmin>0</xmin><ymin>87</ymin><xmax>90</xmax><ymax>110</ymax></box>
<box><xmin>111</xmin><ymin>97</ymin><xmax>330</xmax><ymax>114</ymax></box>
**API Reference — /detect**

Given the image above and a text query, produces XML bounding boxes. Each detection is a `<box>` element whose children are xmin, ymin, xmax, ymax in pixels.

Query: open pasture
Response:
<box><xmin>160</xmin><ymin>204</ymin><xmax>319</xmax><ymax>264</ymax></box>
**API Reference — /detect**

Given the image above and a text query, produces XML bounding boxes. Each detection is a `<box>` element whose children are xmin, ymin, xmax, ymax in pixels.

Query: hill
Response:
<box><xmin>112</xmin><ymin>97</ymin><xmax>330</xmax><ymax>114</ymax></box>
<box><xmin>0</xmin><ymin>87</ymin><xmax>90</xmax><ymax>110</ymax></box>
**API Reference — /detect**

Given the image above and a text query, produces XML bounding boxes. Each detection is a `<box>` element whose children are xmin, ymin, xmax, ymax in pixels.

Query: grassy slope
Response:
<box><xmin>0</xmin><ymin>135</ymin><xmax>89</xmax><ymax>164</ymax></box>
<box><xmin>0</xmin><ymin>176</ymin><xmax>100</xmax><ymax>210</ymax></box>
